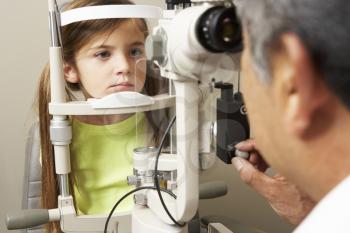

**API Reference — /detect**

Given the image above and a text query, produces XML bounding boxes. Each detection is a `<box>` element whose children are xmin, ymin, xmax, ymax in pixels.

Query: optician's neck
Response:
<box><xmin>302</xmin><ymin>105</ymin><xmax>350</xmax><ymax>202</ymax></box>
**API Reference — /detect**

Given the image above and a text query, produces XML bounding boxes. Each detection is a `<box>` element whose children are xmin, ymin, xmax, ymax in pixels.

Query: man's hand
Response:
<box><xmin>232</xmin><ymin>139</ymin><xmax>316</xmax><ymax>225</ymax></box>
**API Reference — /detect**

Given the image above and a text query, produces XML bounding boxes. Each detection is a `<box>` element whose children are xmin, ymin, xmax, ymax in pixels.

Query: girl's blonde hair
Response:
<box><xmin>37</xmin><ymin>1</ymin><xmax>168</xmax><ymax>232</ymax></box>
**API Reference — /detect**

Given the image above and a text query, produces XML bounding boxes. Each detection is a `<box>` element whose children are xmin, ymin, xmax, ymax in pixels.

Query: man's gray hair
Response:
<box><xmin>236</xmin><ymin>0</ymin><xmax>350</xmax><ymax>107</ymax></box>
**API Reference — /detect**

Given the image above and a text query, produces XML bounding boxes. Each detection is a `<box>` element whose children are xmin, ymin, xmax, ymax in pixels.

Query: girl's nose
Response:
<box><xmin>114</xmin><ymin>54</ymin><xmax>131</xmax><ymax>76</ymax></box>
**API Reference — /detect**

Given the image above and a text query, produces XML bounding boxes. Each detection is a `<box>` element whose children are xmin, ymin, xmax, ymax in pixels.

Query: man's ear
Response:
<box><xmin>273</xmin><ymin>33</ymin><xmax>330</xmax><ymax>138</ymax></box>
<box><xmin>64</xmin><ymin>64</ymin><xmax>80</xmax><ymax>83</ymax></box>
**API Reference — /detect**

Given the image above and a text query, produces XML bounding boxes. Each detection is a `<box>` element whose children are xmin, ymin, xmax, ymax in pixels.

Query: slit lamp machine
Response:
<box><xmin>6</xmin><ymin>0</ymin><xmax>250</xmax><ymax>232</ymax></box>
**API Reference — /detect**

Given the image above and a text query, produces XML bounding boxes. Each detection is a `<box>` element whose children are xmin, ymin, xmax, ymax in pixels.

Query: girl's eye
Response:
<box><xmin>130</xmin><ymin>47</ymin><xmax>144</xmax><ymax>58</ymax></box>
<box><xmin>95</xmin><ymin>51</ymin><xmax>111</xmax><ymax>60</ymax></box>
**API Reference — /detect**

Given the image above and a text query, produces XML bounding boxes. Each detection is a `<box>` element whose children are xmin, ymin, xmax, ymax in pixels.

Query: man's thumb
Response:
<box><xmin>232</xmin><ymin>157</ymin><xmax>256</xmax><ymax>183</ymax></box>
<box><xmin>232</xmin><ymin>157</ymin><xmax>273</xmax><ymax>198</ymax></box>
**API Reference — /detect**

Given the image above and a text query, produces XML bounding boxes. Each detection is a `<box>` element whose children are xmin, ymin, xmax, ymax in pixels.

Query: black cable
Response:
<box><xmin>154</xmin><ymin>115</ymin><xmax>186</xmax><ymax>227</ymax></box>
<box><xmin>238</xmin><ymin>70</ymin><xmax>241</xmax><ymax>92</ymax></box>
<box><xmin>104</xmin><ymin>115</ymin><xmax>184</xmax><ymax>232</ymax></box>
<box><xmin>103</xmin><ymin>186</ymin><xmax>176</xmax><ymax>233</ymax></box>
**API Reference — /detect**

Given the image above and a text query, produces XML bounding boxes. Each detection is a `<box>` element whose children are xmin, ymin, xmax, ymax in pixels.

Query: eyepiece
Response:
<box><xmin>196</xmin><ymin>6</ymin><xmax>243</xmax><ymax>53</ymax></box>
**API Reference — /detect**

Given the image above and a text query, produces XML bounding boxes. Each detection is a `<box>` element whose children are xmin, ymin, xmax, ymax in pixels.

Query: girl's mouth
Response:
<box><xmin>109</xmin><ymin>82</ymin><xmax>135</xmax><ymax>91</ymax></box>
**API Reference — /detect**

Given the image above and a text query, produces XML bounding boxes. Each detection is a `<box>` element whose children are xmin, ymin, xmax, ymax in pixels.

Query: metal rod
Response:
<box><xmin>49</xmin><ymin>11</ymin><xmax>60</xmax><ymax>47</ymax></box>
<box><xmin>59</xmin><ymin>174</ymin><xmax>70</xmax><ymax>197</ymax></box>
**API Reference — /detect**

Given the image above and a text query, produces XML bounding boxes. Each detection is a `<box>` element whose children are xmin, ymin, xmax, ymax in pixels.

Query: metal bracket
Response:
<box><xmin>208</xmin><ymin>223</ymin><xmax>234</xmax><ymax>233</ymax></box>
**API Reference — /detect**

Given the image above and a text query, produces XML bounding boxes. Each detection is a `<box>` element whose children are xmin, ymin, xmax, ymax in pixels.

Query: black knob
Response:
<box><xmin>215</xmin><ymin>82</ymin><xmax>234</xmax><ymax>101</ymax></box>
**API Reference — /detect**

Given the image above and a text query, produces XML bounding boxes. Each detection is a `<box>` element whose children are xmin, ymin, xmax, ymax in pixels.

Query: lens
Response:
<box><xmin>221</xmin><ymin>18</ymin><xmax>235</xmax><ymax>42</ymax></box>
<box><xmin>196</xmin><ymin>6</ymin><xmax>243</xmax><ymax>53</ymax></box>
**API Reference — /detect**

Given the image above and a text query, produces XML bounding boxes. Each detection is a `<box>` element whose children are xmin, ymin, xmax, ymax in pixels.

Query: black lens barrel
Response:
<box><xmin>196</xmin><ymin>6</ymin><xmax>243</xmax><ymax>53</ymax></box>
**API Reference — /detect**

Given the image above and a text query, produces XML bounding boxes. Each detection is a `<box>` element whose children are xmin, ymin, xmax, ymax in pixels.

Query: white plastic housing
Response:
<box><xmin>58</xmin><ymin>196</ymin><xmax>131</xmax><ymax>233</ymax></box>
<box><xmin>173</xmin><ymin>81</ymin><xmax>199</xmax><ymax>222</ymax></box>
<box><xmin>132</xmin><ymin>206</ymin><xmax>186</xmax><ymax>233</ymax></box>
<box><xmin>54</xmin><ymin>146</ymin><xmax>71</xmax><ymax>174</ymax></box>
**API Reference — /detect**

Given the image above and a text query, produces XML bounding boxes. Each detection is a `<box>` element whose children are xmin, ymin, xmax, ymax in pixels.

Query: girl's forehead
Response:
<box><xmin>79</xmin><ymin>20</ymin><xmax>146</xmax><ymax>52</ymax></box>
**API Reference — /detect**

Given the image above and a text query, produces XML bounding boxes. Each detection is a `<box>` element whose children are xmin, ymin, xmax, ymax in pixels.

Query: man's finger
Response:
<box><xmin>248</xmin><ymin>152</ymin><xmax>269</xmax><ymax>172</ymax></box>
<box><xmin>249</xmin><ymin>152</ymin><xmax>260</xmax><ymax>164</ymax></box>
<box><xmin>232</xmin><ymin>157</ymin><xmax>274</xmax><ymax>199</ymax></box>
<box><xmin>235</xmin><ymin>139</ymin><xmax>257</xmax><ymax>152</ymax></box>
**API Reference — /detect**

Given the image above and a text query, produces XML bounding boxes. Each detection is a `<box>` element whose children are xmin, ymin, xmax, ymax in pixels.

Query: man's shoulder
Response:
<box><xmin>294</xmin><ymin>176</ymin><xmax>350</xmax><ymax>233</ymax></box>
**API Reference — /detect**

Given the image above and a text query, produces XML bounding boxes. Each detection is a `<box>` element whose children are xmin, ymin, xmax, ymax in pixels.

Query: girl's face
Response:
<box><xmin>64</xmin><ymin>20</ymin><xmax>147</xmax><ymax>98</ymax></box>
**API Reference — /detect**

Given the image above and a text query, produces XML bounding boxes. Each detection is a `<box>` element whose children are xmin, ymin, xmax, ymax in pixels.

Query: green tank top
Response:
<box><xmin>70</xmin><ymin>113</ymin><xmax>149</xmax><ymax>215</ymax></box>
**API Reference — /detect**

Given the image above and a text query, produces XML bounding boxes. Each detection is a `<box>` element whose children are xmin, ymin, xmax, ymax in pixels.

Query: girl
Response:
<box><xmin>36</xmin><ymin>0</ymin><xmax>168</xmax><ymax>232</ymax></box>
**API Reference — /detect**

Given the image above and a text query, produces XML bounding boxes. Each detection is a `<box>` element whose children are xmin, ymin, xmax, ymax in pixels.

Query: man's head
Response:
<box><xmin>237</xmin><ymin>0</ymin><xmax>350</xmax><ymax>200</ymax></box>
